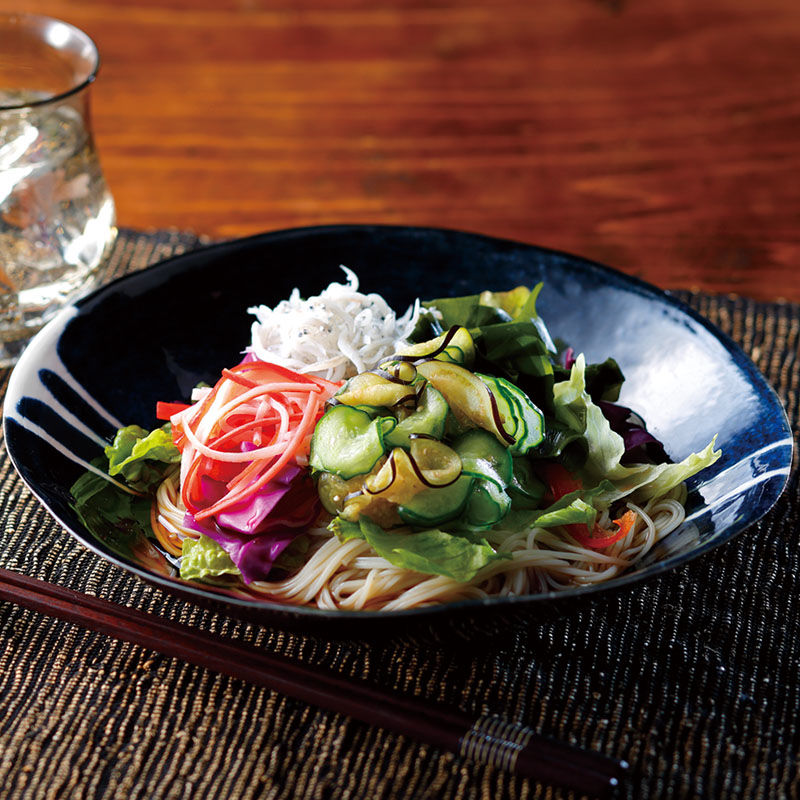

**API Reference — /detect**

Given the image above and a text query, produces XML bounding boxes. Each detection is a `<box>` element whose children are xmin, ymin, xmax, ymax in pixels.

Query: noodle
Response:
<box><xmin>155</xmin><ymin>482</ymin><xmax>687</xmax><ymax>611</ymax></box>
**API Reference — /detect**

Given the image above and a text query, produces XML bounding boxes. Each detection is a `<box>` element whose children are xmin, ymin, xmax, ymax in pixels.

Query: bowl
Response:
<box><xmin>4</xmin><ymin>225</ymin><xmax>793</xmax><ymax>634</ymax></box>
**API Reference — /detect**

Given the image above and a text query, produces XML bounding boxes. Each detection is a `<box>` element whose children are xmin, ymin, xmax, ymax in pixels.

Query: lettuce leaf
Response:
<box><xmin>70</xmin><ymin>459</ymin><xmax>155</xmax><ymax>559</ymax></box>
<box><xmin>105</xmin><ymin>424</ymin><xmax>181</xmax><ymax>493</ymax></box>
<box><xmin>532</xmin><ymin>497</ymin><xmax>597</xmax><ymax>528</ymax></box>
<box><xmin>330</xmin><ymin>516</ymin><xmax>509</xmax><ymax>582</ymax></box>
<box><xmin>526</xmin><ymin>481</ymin><xmax>618</xmax><ymax>528</ymax></box>
<box><xmin>553</xmin><ymin>354</ymin><xmax>721</xmax><ymax>506</ymax></box>
<box><xmin>180</xmin><ymin>534</ymin><xmax>240</xmax><ymax>581</ymax></box>
<box><xmin>553</xmin><ymin>354</ymin><xmax>634</xmax><ymax>482</ymax></box>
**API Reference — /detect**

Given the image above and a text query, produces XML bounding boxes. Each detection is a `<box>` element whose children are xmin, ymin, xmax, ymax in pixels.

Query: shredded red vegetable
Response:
<box><xmin>156</xmin><ymin>401</ymin><xmax>190</xmax><ymax>420</ymax></box>
<box><xmin>541</xmin><ymin>463</ymin><xmax>637</xmax><ymax>550</ymax></box>
<box><xmin>567</xmin><ymin>509</ymin><xmax>637</xmax><ymax>550</ymax></box>
<box><xmin>170</xmin><ymin>360</ymin><xmax>340</xmax><ymax>522</ymax></box>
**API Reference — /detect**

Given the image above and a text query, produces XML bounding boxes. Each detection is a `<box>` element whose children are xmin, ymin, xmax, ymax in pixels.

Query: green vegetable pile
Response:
<box><xmin>309</xmin><ymin>285</ymin><xmax>720</xmax><ymax>583</ymax></box>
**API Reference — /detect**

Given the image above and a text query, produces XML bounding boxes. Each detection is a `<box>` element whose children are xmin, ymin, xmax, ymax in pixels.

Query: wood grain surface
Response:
<box><xmin>6</xmin><ymin>0</ymin><xmax>800</xmax><ymax>300</ymax></box>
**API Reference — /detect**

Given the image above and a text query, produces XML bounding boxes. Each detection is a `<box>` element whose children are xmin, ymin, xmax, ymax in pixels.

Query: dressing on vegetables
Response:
<box><xmin>70</xmin><ymin>275</ymin><xmax>721</xmax><ymax>611</ymax></box>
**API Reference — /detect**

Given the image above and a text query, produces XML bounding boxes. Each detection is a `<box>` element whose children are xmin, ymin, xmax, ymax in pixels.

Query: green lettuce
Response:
<box><xmin>70</xmin><ymin>459</ymin><xmax>155</xmax><ymax>558</ymax></box>
<box><xmin>105</xmin><ymin>424</ymin><xmax>181</xmax><ymax>492</ymax></box>
<box><xmin>533</xmin><ymin>496</ymin><xmax>596</xmax><ymax>528</ymax></box>
<box><xmin>330</xmin><ymin>516</ymin><xmax>509</xmax><ymax>582</ymax></box>
<box><xmin>553</xmin><ymin>354</ymin><xmax>721</xmax><ymax>507</ymax></box>
<box><xmin>526</xmin><ymin>481</ymin><xmax>619</xmax><ymax>528</ymax></box>
<box><xmin>180</xmin><ymin>535</ymin><xmax>240</xmax><ymax>581</ymax></box>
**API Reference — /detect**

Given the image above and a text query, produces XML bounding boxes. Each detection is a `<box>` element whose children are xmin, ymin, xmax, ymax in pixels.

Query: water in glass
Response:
<box><xmin>0</xmin><ymin>89</ymin><xmax>116</xmax><ymax>354</ymax></box>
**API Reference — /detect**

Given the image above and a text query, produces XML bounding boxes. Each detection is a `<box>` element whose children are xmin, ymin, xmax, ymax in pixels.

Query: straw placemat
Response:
<box><xmin>0</xmin><ymin>228</ymin><xmax>797</xmax><ymax>799</ymax></box>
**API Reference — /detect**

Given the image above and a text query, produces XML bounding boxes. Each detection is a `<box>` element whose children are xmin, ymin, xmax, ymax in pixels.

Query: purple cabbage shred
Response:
<box><xmin>184</xmin><ymin>464</ymin><xmax>319</xmax><ymax>583</ymax></box>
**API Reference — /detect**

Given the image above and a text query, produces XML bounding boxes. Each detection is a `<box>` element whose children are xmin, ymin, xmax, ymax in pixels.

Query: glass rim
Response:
<box><xmin>0</xmin><ymin>12</ymin><xmax>100</xmax><ymax>112</ymax></box>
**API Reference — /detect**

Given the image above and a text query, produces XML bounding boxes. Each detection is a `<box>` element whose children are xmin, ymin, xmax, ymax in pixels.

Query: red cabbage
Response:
<box><xmin>185</xmin><ymin>466</ymin><xmax>320</xmax><ymax>582</ymax></box>
<box><xmin>597</xmin><ymin>400</ymin><xmax>670</xmax><ymax>465</ymax></box>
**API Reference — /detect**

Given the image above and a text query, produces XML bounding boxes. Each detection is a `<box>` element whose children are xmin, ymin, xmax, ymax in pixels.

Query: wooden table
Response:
<box><xmin>10</xmin><ymin>0</ymin><xmax>800</xmax><ymax>302</ymax></box>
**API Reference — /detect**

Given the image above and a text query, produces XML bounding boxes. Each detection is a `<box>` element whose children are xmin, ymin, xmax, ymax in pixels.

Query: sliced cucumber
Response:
<box><xmin>479</xmin><ymin>374</ymin><xmax>544</xmax><ymax>454</ymax></box>
<box><xmin>384</xmin><ymin>384</ymin><xmax>449</xmax><ymax>449</ymax></box>
<box><xmin>362</xmin><ymin>442</ymin><xmax>461</xmax><ymax>500</ymax></box>
<box><xmin>350</xmin><ymin>444</ymin><xmax>464</xmax><ymax>525</ymax></box>
<box><xmin>452</xmin><ymin>428</ymin><xmax>513</xmax><ymax>488</ymax></box>
<box><xmin>398</xmin><ymin>474</ymin><xmax>474</xmax><ymax>527</ymax></box>
<box><xmin>309</xmin><ymin>405</ymin><xmax>394</xmax><ymax>479</ymax></box>
<box><xmin>394</xmin><ymin>326</ymin><xmax>476</xmax><ymax>367</ymax></box>
<box><xmin>416</xmin><ymin>360</ymin><xmax>517</xmax><ymax>446</ymax></box>
<box><xmin>335</xmin><ymin>371</ymin><xmax>417</xmax><ymax>409</ymax></box>
<box><xmin>316</xmin><ymin>470</ymin><xmax>365</xmax><ymax>515</ymax></box>
<box><xmin>507</xmin><ymin>457</ymin><xmax>546</xmax><ymax>509</ymax></box>
<box><xmin>462</xmin><ymin>479</ymin><xmax>512</xmax><ymax>529</ymax></box>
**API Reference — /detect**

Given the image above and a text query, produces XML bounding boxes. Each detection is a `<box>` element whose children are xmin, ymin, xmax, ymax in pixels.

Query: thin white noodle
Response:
<box><xmin>156</xmin><ymin>472</ymin><xmax>199</xmax><ymax>539</ymax></box>
<box><xmin>157</xmin><ymin>483</ymin><xmax>688</xmax><ymax>611</ymax></box>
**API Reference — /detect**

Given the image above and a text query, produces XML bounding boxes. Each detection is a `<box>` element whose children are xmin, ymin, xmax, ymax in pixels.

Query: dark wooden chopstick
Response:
<box><xmin>0</xmin><ymin>567</ymin><xmax>626</xmax><ymax>797</ymax></box>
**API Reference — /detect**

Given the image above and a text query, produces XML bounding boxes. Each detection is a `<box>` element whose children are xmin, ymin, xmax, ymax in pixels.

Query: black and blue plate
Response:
<box><xmin>3</xmin><ymin>225</ymin><xmax>793</xmax><ymax>631</ymax></box>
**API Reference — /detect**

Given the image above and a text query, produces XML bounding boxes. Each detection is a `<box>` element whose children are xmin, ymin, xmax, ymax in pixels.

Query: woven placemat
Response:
<box><xmin>0</xmin><ymin>228</ymin><xmax>797</xmax><ymax>800</ymax></box>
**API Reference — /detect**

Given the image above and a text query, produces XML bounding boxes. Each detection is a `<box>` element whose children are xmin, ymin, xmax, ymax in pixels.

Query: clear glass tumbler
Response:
<box><xmin>0</xmin><ymin>13</ymin><xmax>117</xmax><ymax>366</ymax></box>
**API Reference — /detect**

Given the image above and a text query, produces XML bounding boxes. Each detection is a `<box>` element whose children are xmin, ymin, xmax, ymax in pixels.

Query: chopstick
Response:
<box><xmin>0</xmin><ymin>567</ymin><xmax>626</xmax><ymax>797</ymax></box>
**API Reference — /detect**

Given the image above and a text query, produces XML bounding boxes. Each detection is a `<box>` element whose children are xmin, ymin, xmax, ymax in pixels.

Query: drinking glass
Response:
<box><xmin>0</xmin><ymin>13</ymin><xmax>116</xmax><ymax>366</ymax></box>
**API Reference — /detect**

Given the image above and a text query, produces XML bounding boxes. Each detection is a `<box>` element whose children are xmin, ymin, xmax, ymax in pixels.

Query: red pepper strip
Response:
<box><xmin>305</xmin><ymin>374</ymin><xmax>343</xmax><ymax>394</ymax></box>
<box><xmin>202</xmin><ymin>457</ymin><xmax>244</xmax><ymax>484</ymax></box>
<box><xmin>540</xmin><ymin>462</ymin><xmax>582</xmax><ymax>500</ymax></box>
<box><xmin>221</xmin><ymin>411</ymin><xmax>304</xmax><ymax>433</ymax></box>
<box><xmin>175</xmin><ymin>360</ymin><xmax>339</xmax><ymax>446</ymax></box>
<box><xmin>228</xmin><ymin>359</ymin><xmax>343</xmax><ymax>393</ymax></box>
<box><xmin>229</xmin><ymin>360</ymin><xmax>342</xmax><ymax>397</ymax></box>
<box><xmin>156</xmin><ymin>401</ymin><xmax>191</xmax><ymax>420</ymax></box>
<box><xmin>221</xmin><ymin>369</ymin><xmax>261</xmax><ymax>389</ymax></box>
<box><xmin>222</xmin><ymin>367</ymin><xmax>316</xmax><ymax>390</ymax></box>
<box><xmin>209</xmin><ymin>416</ymin><xmax>300</xmax><ymax>449</ymax></box>
<box><xmin>182</xmin><ymin>415</ymin><xmax>287</xmax><ymax>509</ymax></box>
<box><xmin>182</xmin><ymin>452</ymin><xmax>209</xmax><ymax>511</ymax></box>
<box><xmin>225</xmin><ymin>360</ymin><xmax>320</xmax><ymax>385</ymax></box>
<box><xmin>540</xmin><ymin>463</ymin><xmax>637</xmax><ymax>550</ymax></box>
<box><xmin>567</xmin><ymin>509</ymin><xmax>637</xmax><ymax>550</ymax></box>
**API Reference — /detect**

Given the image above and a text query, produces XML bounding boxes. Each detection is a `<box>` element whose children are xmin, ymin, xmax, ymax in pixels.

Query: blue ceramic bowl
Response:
<box><xmin>4</xmin><ymin>225</ymin><xmax>793</xmax><ymax>632</ymax></box>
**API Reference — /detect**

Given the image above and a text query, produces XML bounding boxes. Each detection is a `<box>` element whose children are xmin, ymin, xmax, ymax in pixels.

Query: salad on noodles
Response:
<box><xmin>71</xmin><ymin>268</ymin><xmax>720</xmax><ymax>611</ymax></box>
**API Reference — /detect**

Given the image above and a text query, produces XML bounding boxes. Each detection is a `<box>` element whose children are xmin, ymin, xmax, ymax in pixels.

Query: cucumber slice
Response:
<box><xmin>416</xmin><ymin>360</ymin><xmax>517</xmax><ymax>446</ymax></box>
<box><xmin>479</xmin><ymin>374</ymin><xmax>544</xmax><ymax>454</ymax></box>
<box><xmin>343</xmin><ymin>440</ymin><xmax>463</xmax><ymax>525</ymax></box>
<box><xmin>398</xmin><ymin>474</ymin><xmax>474</xmax><ymax>527</ymax></box>
<box><xmin>384</xmin><ymin>384</ymin><xmax>449</xmax><ymax>449</ymax></box>
<box><xmin>362</xmin><ymin>441</ymin><xmax>462</xmax><ymax>499</ymax></box>
<box><xmin>462</xmin><ymin>478</ymin><xmax>512</xmax><ymax>529</ymax></box>
<box><xmin>316</xmin><ymin>470</ymin><xmax>365</xmax><ymax>515</ymax></box>
<box><xmin>335</xmin><ymin>372</ymin><xmax>417</xmax><ymax>409</ymax></box>
<box><xmin>452</xmin><ymin>429</ymin><xmax>513</xmax><ymax>488</ymax></box>
<box><xmin>507</xmin><ymin>457</ymin><xmax>546</xmax><ymax>509</ymax></box>
<box><xmin>394</xmin><ymin>326</ymin><xmax>476</xmax><ymax>367</ymax></box>
<box><xmin>309</xmin><ymin>405</ymin><xmax>395</xmax><ymax>479</ymax></box>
